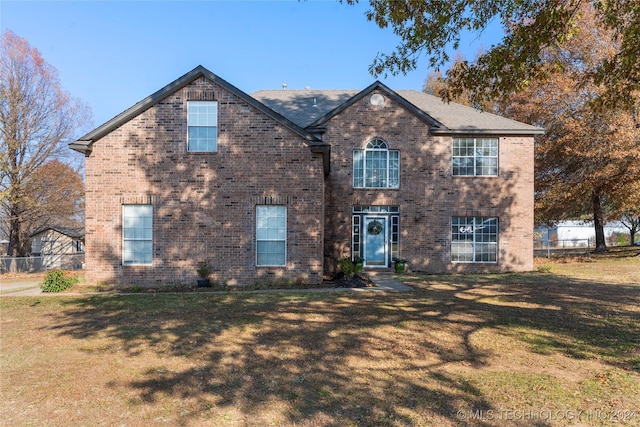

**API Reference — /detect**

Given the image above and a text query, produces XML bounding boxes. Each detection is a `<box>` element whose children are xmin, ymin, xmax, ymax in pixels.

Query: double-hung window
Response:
<box><xmin>123</xmin><ymin>205</ymin><xmax>152</xmax><ymax>265</ymax></box>
<box><xmin>256</xmin><ymin>205</ymin><xmax>286</xmax><ymax>266</ymax></box>
<box><xmin>187</xmin><ymin>101</ymin><xmax>218</xmax><ymax>152</ymax></box>
<box><xmin>451</xmin><ymin>217</ymin><xmax>498</xmax><ymax>263</ymax></box>
<box><xmin>453</xmin><ymin>137</ymin><xmax>498</xmax><ymax>176</ymax></box>
<box><xmin>353</xmin><ymin>139</ymin><xmax>400</xmax><ymax>188</ymax></box>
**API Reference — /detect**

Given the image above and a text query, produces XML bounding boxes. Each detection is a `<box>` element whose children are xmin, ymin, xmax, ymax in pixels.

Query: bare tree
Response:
<box><xmin>619</xmin><ymin>212</ymin><xmax>640</xmax><ymax>245</ymax></box>
<box><xmin>0</xmin><ymin>30</ymin><xmax>90</xmax><ymax>256</ymax></box>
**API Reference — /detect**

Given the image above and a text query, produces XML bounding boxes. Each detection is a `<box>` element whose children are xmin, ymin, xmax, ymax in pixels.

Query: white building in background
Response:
<box><xmin>29</xmin><ymin>226</ymin><xmax>84</xmax><ymax>269</ymax></box>
<box><xmin>535</xmin><ymin>221</ymin><xmax>629</xmax><ymax>247</ymax></box>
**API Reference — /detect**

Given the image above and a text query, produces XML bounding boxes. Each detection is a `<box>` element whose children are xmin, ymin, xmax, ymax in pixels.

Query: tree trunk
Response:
<box><xmin>7</xmin><ymin>212</ymin><xmax>21</xmax><ymax>273</ymax></box>
<box><xmin>7</xmin><ymin>213</ymin><xmax>20</xmax><ymax>258</ymax></box>
<box><xmin>7</xmin><ymin>204</ymin><xmax>29</xmax><ymax>258</ymax></box>
<box><xmin>592</xmin><ymin>192</ymin><xmax>608</xmax><ymax>253</ymax></box>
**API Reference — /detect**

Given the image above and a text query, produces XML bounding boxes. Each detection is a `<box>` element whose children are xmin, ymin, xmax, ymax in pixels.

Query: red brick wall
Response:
<box><xmin>322</xmin><ymin>90</ymin><xmax>534</xmax><ymax>273</ymax></box>
<box><xmin>85</xmin><ymin>77</ymin><xmax>325</xmax><ymax>286</ymax></box>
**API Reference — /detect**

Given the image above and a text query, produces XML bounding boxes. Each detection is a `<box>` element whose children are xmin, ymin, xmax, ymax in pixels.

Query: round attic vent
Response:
<box><xmin>370</xmin><ymin>93</ymin><xmax>385</xmax><ymax>106</ymax></box>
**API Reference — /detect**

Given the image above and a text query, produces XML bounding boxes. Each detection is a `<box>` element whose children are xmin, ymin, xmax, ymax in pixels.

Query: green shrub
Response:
<box><xmin>339</xmin><ymin>256</ymin><xmax>356</xmax><ymax>279</ymax></box>
<box><xmin>40</xmin><ymin>270</ymin><xmax>77</xmax><ymax>293</ymax></box>
<box><xmin>537</xmin><ymin>264</ymin><xmax>552</xmax><ymax>273</ymax></box>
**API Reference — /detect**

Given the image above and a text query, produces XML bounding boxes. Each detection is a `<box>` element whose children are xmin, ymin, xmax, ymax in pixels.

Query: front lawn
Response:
<box><xmin>1</xmin><ymin>255</ymin><xmax>638</xmax><ymax>426</ymax></box>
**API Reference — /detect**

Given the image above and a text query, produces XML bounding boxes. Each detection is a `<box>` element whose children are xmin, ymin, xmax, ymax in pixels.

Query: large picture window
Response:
<box><xmin>451</xmin><ymin>217</ymin><xmax>498</xmax><ymax>263</ymax></box>
<box><xmin>353</xmin><ymin>139</ymin><xmax>400</xmax><ymax>188</ymax></box>
<box><xmin>453</xmin><ymin>137</ymin><xmax>498</xmax><ymax>176</ymax></box>
<box><xmin>123</xmin><ymin>205</ymin><xmax>152</xmax><ymax>265</ymax></box>
<box><xmin>187</xmin><ymin>101</ymin><xmax>218</xmax><ymax>152</ymax></box>
<box><xmin>256</xmin><ymin>205</ymin><xmax>286</xmax><ymax>267</ymax></box>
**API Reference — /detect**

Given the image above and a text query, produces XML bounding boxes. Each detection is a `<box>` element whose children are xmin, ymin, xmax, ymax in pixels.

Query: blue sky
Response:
<box><xmin>2</xmin><ymin>1</ymin><xmax>504</xmax><ymax>131</ymax></box>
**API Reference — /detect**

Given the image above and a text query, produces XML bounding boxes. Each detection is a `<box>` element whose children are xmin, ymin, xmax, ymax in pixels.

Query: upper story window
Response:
<box><xmin>187</xmin><ymin>101</ymin><xmax>218</xmax><ymax>152</ymax></box>
<box><xmin>353</xmin><ymin>139</ymin><xmax>400</xmax><ymax>188</ymax></box>
<box><xmin>453</xmin><ymin>137</ymin><xmax>498</xmax><ymax>176</ymax></box>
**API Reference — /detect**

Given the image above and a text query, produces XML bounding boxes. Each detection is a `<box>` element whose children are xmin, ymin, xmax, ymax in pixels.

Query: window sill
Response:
<box><xmin>452</xmin><ymin>175</ymin><xmax>499</xmax><ymax>178</ymax></box>
<box><xmin>353</xmin><ymin>187</ymin><xmax>401</xmax><ymax>190</ymax></box>
<box><xmin>451</xmin><ymin>261</ymin><xmax>498</xmax><ymax>264</ymax></box>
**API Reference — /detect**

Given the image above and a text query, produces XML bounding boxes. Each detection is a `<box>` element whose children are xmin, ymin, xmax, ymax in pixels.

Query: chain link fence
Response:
<box><xmin>534</xmin><ymin>239</ymin><xmax>591</xmax><ymax>258</ymax></box>
<box><xmin>0</xmin><ymin>254</ymin><xmax>85</xmax><ymax>274</ymax></box>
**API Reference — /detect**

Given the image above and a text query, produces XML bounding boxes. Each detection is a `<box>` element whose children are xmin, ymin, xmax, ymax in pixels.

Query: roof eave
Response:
<box><xmin>430</xmin><ymin>128</ymin><xmax>545</xmax><ymax>136</ymax></box>
<box><xmin>69</xmin><ymin>141</ymin><xmax>92</xmax><ymax>155</ymax></box>
<box><xmin>29</xmin><ymin>226</ymin><xmax>85</xmax><ymax>239</ymax></box>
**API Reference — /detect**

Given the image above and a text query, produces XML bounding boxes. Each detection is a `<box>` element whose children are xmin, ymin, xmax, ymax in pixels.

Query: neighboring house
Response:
<box><xmin>29</xmin><ymin>226</ymin><xmax>85</xmax><ymax>269</ymax></box>
<box><xmin>71</xmin><ymin>66</ymin><xmax>543</xmax><ymax>287</ymax></box>
<box><xmin>535</xmin><ymin>221</ymin><xmax>630</xmax><ymax>247</ymax></box>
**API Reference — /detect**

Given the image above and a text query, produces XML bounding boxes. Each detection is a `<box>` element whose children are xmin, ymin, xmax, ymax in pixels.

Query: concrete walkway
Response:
<box><xmin>0</xmin><ymin>272</ymin><xmax>412</xmax><ymax>296</ymax></box>
<box><xmin>0</xmin><ymin>278</ymin><xmax>42</xmax><ymax>296</ymax></box>
<box><xmin>366</xmin><ymin>272</ymin><xmax>414</xmax><ymax>292</ymax></box>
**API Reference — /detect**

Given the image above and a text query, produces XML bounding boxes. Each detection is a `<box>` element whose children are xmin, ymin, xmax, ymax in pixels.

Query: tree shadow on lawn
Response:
<box><xmin>403</xmin><ymin>272</ymin><xmax>640</xmax><ymax>366</ymax></box>
<box><xmin>43</xmin><ymin>272</ymin><xmax>639</xmax><ymax>425</ymax></box>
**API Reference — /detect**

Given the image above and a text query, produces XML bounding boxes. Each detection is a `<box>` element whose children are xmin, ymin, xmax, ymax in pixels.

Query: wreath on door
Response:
<box><xmin>367</xmin><ymin>220</ymin><xmax>383</xmax><ymax>235</ymax></box>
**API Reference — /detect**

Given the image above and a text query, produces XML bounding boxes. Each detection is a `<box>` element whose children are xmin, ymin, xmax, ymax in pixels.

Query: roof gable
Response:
<box><xmin>252</xmin><ymin>82</ymin><xmax>444</xmax><ymax>129</ymax></box>
<box><xmin>70</xmin><ymin>66</ymin><xmax>323</xmax><ymax>155</ymax></box>
<box><xmin>253</xmin><ymin>83</ymin><xmax>543</xmax><ymax>136</ymax></box>
<box><xmin>311</xmin><ymin>81</ymin><xmax>444</xmax><ymax>129</ymax></box>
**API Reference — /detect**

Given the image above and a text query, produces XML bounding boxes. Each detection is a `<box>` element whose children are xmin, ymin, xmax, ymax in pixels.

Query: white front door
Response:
<box><xmin>364</xmin><ymin>216</ymin><xmax>388</xmax><ymax>267</ymax></box>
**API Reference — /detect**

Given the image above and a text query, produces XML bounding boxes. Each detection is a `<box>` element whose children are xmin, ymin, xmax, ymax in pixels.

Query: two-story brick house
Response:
<box><xmin>71</xmin><ymin>66</ymin><xmax>543</xmax><ymax>287</ymax></box>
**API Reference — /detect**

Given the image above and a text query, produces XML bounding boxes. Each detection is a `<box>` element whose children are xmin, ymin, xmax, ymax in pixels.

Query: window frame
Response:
<box><xmin>122</xmin><ymin>204</ymin><xmax>153</xmax><ymax>266</ymax></box>
<box><xmin>256</xmin><ymin>205</ymin><xmax>287</xmax><ymax>267</ymax></box>
<box><xmin>187</xmin><ymin>100</ymin><xmax>218</xmax><ymax>153</ymax></box>
<box><xmin>451</xmin><ymin>216</ymin><xmax>498</xmax><ymax>263</ymax></box>
<box><xmin>353</xmin><ymin>139</ymin><xmax>400</xmax><ymax>189</ymax></box>
<box><xmin>452</xmin><ymin>137</ymin><xmax>498</xmax><ymax>177</ymax></box>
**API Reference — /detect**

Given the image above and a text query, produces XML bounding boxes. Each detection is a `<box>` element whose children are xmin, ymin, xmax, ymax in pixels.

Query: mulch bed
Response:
<box><xmin>91</xmin><ymin>273</ymin><xmax>376</xmax><ymax>294</ymax></box>
<box><xmin>323</xmin><ymin>272</ymin><xmax>376</xmax><ymax>288</ymax></box>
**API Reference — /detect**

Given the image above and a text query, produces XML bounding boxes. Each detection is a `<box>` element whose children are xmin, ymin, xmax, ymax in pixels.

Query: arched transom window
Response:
<box><xmin>353</xmin><ymin>139</ymin><xmax>400</xmax><ymax>188</ymax></box>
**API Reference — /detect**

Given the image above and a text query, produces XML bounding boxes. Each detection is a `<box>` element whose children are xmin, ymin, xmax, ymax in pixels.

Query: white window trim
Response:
<box><xmin>187</xmin><ymin>100</ymin><xmax>218</xmax><ymax>153</ymax></box>
<box><xmin>353</xmin><ymin>139</ymin><xmax>400</xmax><ymax>189</ymax></box>
<box><xmin>451</xmin><ymin>216</ymin><xmax>498</xmax><ymax>263</ymax></box>
<box><xmin>122</xmin><ymin>204</ymin><xmax>153</xmax><ymax>266</ymax></box>
<box><xmin>452</xmin><ymin>137</ymin><xmax>499</xmax><ymax>177</ymax></box>
<box><xmin>256</xmin><ymin>205</ymin><xmax>287</xmax><ymax>267</ymax></box>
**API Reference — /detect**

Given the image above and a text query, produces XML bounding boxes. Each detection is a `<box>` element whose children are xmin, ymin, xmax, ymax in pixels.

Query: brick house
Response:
<box><xmin>71</xmin><ymin>66</ymin><xmax>543</xmax><ymax>287</ymax></box>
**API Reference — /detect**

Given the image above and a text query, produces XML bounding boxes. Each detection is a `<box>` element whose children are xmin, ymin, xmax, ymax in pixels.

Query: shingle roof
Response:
<box><xmin>29</xmin><ymin>226</ymin><xmax>85</xmax><ymax>239</ymax></box>
<box><xmin>251</xmin><ymin>90</ymin><xmax>359</xmax><ymax>128</ymax></box>
<box><xmin>253</xmin><ymin>87</ymin><xmax>544</xmax><ymax>135</ymax></box>
<box><xmin>397</xmin><ymin>91</ymin><xmax>543</xmax><ymax>135</ymax></box>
